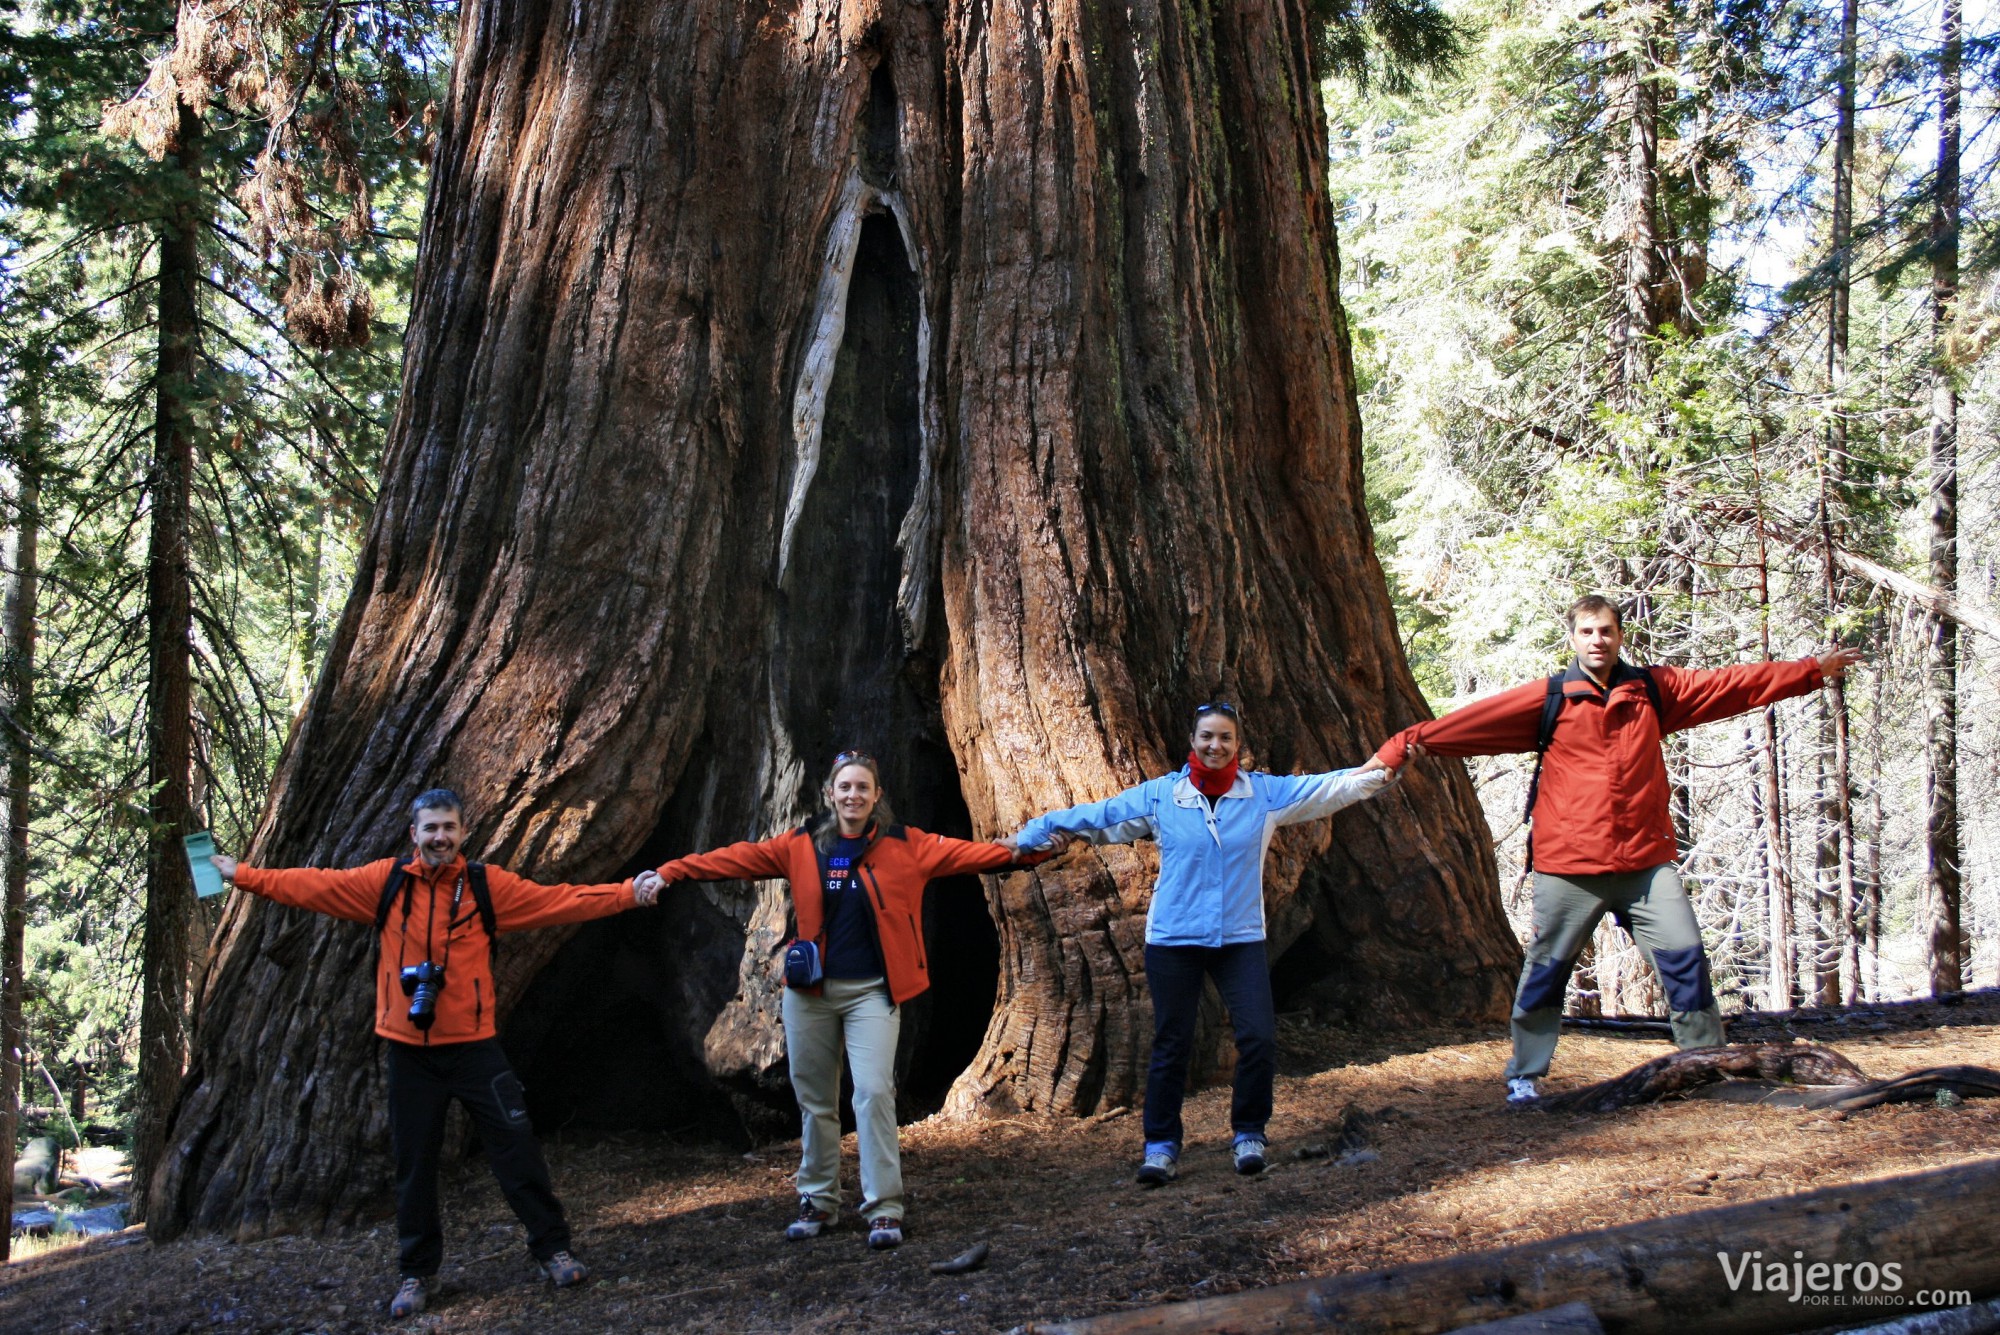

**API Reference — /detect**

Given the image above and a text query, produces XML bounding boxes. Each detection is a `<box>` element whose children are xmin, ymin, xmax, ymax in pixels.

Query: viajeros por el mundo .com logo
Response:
<box><xmin>1717</xmin><ymin>1251</ymin><xmax>1971</xmax><ymax>1309</ymax></box>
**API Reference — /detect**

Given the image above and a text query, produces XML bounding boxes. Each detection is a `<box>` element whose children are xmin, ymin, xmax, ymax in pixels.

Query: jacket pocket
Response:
<box><xmin>906</xmin><ymin>913</ymin><xmax>928</xmax><ymax>971</ymax></box>
<box><xmin>474</xmin><ymin>977</ymin><xmax>484</xmax><ymax>1028</ymax></box>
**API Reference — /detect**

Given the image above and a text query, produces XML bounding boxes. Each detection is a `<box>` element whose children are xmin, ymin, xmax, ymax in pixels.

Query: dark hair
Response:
<box><xmin>1190</xmin><ymin>700</ymin><xmax>1243</xmax><ymax>735</ymax></box>
<box><xmin>409</xmin><ymin>788</ymin><xmax>463</xmax><ymax>824</ymax></box>
<box><xmin>1565</xmin><ymin>595</ymin><xmax>1624</xmax><ymax>630</ymax></box>
<box><xmin>811</xmin><ymin>753</ymin><xmax>897</xmax><ymax>852</ymax></box>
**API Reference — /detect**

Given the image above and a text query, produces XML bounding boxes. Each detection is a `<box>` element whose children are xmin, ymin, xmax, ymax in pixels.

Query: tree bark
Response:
<box><xmin>150</xmin><ymin>0</ymin><xmax>1518</xmax><ymax>1237</ymax></box>
<box><xmin>132</xmin><ymin>96</ymin><xmax>204</xmax><ymax>1223</ymax></box>
<box><xmin>1818</xmin><ymin>0</ymin><xmax>1858</xmax><ymax>1007</ymax></box>
<box><xmin>0</xmin><ymin>398</ymin><xmax>42</xmax><ymax>1262</ymax></box>
<box><xmin>1922</xmin><ymin>0</ymin><xmax>1963</xmax><ymax>999</ymax></box>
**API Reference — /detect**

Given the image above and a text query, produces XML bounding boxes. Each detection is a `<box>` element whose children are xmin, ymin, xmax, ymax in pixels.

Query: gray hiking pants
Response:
<box><xmin>1506</xmin><ymin>863</ymin><xmax>1725</xmax><ymax>1080</ymax></box>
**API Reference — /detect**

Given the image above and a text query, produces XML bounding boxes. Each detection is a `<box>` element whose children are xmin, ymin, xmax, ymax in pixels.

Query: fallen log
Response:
<box><xmin>1813</xmin><ymin>1297</ymin><xmax>2000</xmax><ymax>1335</ymax></box>
<box><xmin>1025</xmin><ymin>1157</ymin><xmax>2000</xmax><ymax>1335</ymax></box>
<box><xmin>1448</xmin><ymin>1301</ymin><xmax>1604</xmax><ymax>1333</ymax></box>
<box><xmin>1539</xmin><ymin>1043</ymin><xmax>1869</xmax><ymax>1113</ymax></box>
<box><xmin>1802</xmin><ymin>1066</ymin><xmax>2000</xmax><ymax>1113</ymax></box>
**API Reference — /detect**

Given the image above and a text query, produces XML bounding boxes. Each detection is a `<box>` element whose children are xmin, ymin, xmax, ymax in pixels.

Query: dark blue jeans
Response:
<box><xmin>1143</xmin><ymin>941</ymin><xmax>1275</xmax><ymax>1147</ymax></box>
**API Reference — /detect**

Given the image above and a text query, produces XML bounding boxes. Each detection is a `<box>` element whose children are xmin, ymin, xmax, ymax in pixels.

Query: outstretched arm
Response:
<box><xmin>1373</xmin><ymin>678</ymin><xmax>1548</xmax><ymax>769</ymax></box>
<box><xmin>1654</xmin><ymin>648</ymin><xmax>1859</xmax><ymax>733</ymax></box>
<box><xmin>654</xmin><ymin>837</ymin><xmax>792</xmax><ymax>886</ymax></box>
<box><xmin>1265</xmin><ymin>764</ymin><xmax>1397</xmax><ymax>827</ymax></box>
<box><xmin>1014</xmin><ymin>781</ymin><xmax>1158</xmax><ymax>851</ymax></box>
<box><xmin>487</xmin><ymin>865</ymin><xmax>638</xmax><ymax>932</ymax></box>
<box><xmin>223</xmin><ymin>855</ymin><xmax>399</xmax><ymax>925</ymax></box>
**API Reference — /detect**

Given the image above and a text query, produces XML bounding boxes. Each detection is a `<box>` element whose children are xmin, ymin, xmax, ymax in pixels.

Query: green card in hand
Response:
<box><xmin>183</xmin><ymin>830</ymin><xmax>226</xmax><ymax>899</ymax></box>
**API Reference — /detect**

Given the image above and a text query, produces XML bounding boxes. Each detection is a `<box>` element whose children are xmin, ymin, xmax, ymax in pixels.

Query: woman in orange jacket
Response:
<box><xmin>637</xmin><ymin>750</ymin><xmax>1048</xmax><ymax>1250</ymax></box>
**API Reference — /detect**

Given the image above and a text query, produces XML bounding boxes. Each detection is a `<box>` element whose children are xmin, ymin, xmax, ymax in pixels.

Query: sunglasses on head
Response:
<box><xmin>1194</xmin><ymin>701</ymin><xmax>1240</xmax><ymax>718</ymax></box>
<box><xmin>833</xmin><ymin>749</ymin><xmax>878</xmax><ymax>767</ymax></box>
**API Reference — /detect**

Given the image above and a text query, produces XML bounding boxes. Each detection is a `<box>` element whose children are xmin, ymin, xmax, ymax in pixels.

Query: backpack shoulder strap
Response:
<box><xmin>1521</xmin><ymin>672</ymin><xmax>1567</xmax><ymax>871</ymax></box>
<box><xmin>373</xmin><ymin>865</ymin><xmax>412</xmax><ymax>938</ymax></box>
<box><xmin>1634</xmin><ymin>664</ymin><xmax>1666</xmax><ymax>728</ymax></box>
<box><xmin>466</xmin><ymin>862</ymin><xmax>500</xmax><ymax>963</ymax></box>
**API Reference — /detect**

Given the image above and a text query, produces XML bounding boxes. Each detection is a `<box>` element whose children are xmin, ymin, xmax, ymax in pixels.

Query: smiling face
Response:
<box><xmin>410</xmin><ymin>804</ymin><xmax>464</xmax><ymax>868</ymax></box>
<box><xmin>1189</xmin><ymin>712</ymin><xmax>1242</xmax><ymax>771</ymax></box>
<box><xmin>827</xmin><ymin>763</ymin><xmax>882</xmax><ymax>836</ymax></box>
<box><xmin>1567</xmin><ymin>608</ymin><xmax>1625</xmax><ymax>683</ymax></box>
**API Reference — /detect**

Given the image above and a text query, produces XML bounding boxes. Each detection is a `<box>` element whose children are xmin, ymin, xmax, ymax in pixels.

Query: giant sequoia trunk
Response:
<box><xmin>149</xmin><ymin>0</ymin><xmax>1517</xmax><ymax>1238</ymax></box>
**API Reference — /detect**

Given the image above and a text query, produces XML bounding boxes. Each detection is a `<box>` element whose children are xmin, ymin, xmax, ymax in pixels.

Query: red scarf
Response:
<box><xmin>1187</xmin><ymin>750</ymin><xmax>1239</xmax><ymax>798</ymax></box>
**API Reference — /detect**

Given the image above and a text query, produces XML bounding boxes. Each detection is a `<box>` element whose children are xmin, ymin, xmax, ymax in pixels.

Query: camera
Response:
<box><xmin>399</xmin><ymin>962</ymin><xmax>447</xmax><ymax>1030</ymax></box>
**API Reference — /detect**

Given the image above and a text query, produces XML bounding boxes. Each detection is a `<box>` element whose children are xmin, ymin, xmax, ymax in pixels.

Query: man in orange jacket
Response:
<box><xmin>213</xmin><ymin>788</ymin><xmax>660</xmax><ymax>1319</ymax></box>
<box><xmin>1374</xmin><ymin>596</ymin><xmax>1862</xmax><ymax>1105</ymax></box>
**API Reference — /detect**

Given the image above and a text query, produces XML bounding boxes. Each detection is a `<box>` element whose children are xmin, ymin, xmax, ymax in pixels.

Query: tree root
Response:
<box><xmin>1539</xmin><ymin>1042</ymin><xmax>1870</xmax><ymax>1113</ymax></box>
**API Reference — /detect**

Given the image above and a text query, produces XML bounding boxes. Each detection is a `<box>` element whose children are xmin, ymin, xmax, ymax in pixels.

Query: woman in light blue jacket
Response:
<box><xmin>1015</xmin><ymin>702</ymin><xmax>1398</xmax><ymax>1185</ymax></box>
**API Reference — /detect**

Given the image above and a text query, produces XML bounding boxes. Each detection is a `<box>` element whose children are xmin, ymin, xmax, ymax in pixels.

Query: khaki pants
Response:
<box><xmin>1506</xmin><ymin>864</ymin><xmax>1725</xmax><ymax>1080</ymax></box>
<box><xmin>782</xmin><ymin>977</ymin><xmax>903</xmax><ymax>1222</ymax></box>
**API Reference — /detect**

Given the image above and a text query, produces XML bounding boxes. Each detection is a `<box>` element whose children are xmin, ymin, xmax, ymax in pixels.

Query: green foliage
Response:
<box><xmin>0</xmin><ymin>0</ymin><xmax>454</xmax><ymax>1126</ymax></box>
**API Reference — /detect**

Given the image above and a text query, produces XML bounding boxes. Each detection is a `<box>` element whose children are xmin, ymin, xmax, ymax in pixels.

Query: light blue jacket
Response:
<box><xmin>1015</xmin><ymin>766</ymin><xmax>1392</xmax><ymax>947</ymax></box>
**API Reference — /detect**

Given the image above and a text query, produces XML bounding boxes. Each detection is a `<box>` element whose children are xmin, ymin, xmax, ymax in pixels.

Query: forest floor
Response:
<box><xmin>3</xmin><ymin>992</ymin><xmax>1997</xmax><ymax>1335</ymax></box>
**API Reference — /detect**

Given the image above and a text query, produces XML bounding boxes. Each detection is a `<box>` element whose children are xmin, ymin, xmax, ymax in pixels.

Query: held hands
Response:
<box><xmin>210</xmin><ymin>853</ymin><xmax>238</xmax><ymax>882</ymax></box>
<box><xmin>632</xmin><ymin>869</ymin><xmax>665</xmax><ymax>906</ymax></box>
<box><xmin>1817</xmin><ymin>645</ymin><xmax>1864</xmax><ymax>682</ymax></box>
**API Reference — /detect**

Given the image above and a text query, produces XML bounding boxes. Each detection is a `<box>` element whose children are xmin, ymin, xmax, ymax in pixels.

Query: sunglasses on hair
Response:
<box><xmin>1194</xmin><ymin>701</ymin><xmax>1240</xmax><ymax>717</ymax></box>
<box><xmin>833</xmin><ymin>749</ymin><xmax>878</xmax><ymax>766</ymax></box>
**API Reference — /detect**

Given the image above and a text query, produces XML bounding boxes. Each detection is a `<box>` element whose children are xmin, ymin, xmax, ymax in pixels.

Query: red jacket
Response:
<box><xmin>235</xmin><ymin>854</ymin><xmax>637</xmax><ymax>1044</ymax></box>
<box><xmin>657</xmin><ymin>825</ymin><xmax>1019</xmax><ymax>1005</ymax></box>
<box><xmin>1374</xmin><ymin>657</ymin><xmax>1824</xmax><ymax>874</ymax></box>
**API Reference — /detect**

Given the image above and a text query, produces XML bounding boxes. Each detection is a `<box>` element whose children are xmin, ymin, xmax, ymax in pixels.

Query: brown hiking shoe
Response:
<box><xmin>867</xmin><ymin>1216</ymin><xmax>904</xmax><ymax>1250</ymax></box>
<box><xmin>541</xmin><ymin>1250</ymin><xmax>589</xmax><ymax>1287</ymax></box>
<box><xmin>388</xmin><ymin>1276</ymin><xmax>427</xmax><ymax>1319</ymax></box>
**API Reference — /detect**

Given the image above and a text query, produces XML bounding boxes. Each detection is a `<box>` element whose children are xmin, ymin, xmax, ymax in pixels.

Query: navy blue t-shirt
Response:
<box><xmin>821</xmin><ymin>836</ymin><xmax>885</xmax><ymax>980</ymax></box>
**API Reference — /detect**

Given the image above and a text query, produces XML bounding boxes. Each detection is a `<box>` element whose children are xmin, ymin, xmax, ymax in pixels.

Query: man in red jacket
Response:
<box><xmin>212</xmin><ymin>788</ymin><xmax>660</xmax><ymax>1319</ymax></box>
<box><xmin>1374</xmin><ymin>596</ymin><xmax>1861</xmax><ymax>1105</ymax></box>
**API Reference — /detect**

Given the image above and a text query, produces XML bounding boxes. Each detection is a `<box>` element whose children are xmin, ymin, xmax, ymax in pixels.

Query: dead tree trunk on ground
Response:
<box><xmin>1032</xmin><ymin>1157</ymin><xmax>2000</xmax><ymax>1335</ymax></box>
<box><xmin>149</xmin><ymin>0</ymin><xmax>1518</xmax><ymax>1238</ymax></box>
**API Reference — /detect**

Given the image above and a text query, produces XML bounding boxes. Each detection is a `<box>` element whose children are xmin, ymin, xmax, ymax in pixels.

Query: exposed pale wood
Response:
<box><xmin>1029</xmin><ymin>1158</ymin><xmax>2000</xmax><ymax>1335</ymax></box>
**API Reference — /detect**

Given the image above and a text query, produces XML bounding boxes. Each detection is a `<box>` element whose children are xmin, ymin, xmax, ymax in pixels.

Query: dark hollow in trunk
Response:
<box><xmin>150</xmin><ymin>0</ymin><xmax>1521</xmax><ymax>1239</ymax></box>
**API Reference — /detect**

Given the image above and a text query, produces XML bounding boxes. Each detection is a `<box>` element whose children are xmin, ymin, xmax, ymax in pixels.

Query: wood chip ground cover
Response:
<box><xmin>4</xmin><ymin>997</ymin><xmax>1996</xmax><ymax>1334</ymax></box>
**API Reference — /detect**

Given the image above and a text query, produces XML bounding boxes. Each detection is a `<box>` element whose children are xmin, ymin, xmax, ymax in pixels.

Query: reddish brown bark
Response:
<box><xmin>151</xmin><ymin>0</ymin><xmax>1516</xmax><ymax>1237</ymax></box>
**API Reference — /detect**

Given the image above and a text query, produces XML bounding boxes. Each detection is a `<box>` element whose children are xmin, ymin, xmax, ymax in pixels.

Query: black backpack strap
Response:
<box><xmin>466</xmin><ymin>862</ymin><xmax>500</xmax><ymax>964</ymax></box>
<box><xmin>374</xmin><ymin>865</ymin><xmax>413</xmax><ymax>937</ymax></box>
<box><xmin>1521</xmin><ymin>672</ymin><xmax>1566</xmax><ymax>872</ymax></box>
<box><xmin>1634</xmin><ymin>664</ymin><xmax>1666</xmax><ymax>729</ymax></box>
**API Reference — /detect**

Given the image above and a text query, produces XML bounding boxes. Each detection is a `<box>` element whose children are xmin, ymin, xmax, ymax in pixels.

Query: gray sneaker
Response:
<box><xmin>1135</xmin><ymin>1143</ymin><xmax>1179</xmax><ymax>1186</ymax></box>
<box><xmin>388</xmin><ymin>1276</ymin><xmax>427</xmax><ymax>1320</ymax></box>
<box><xmin>786</xmin><ymin>1196</ymin><xmax>835</xmax><ymax>1240</ymax></box>
<box><xmin>1232</xmin><ymin>1133</ymin><xmax>1268</xmax><ymax>1176</ymax></box>
<box><xmin>1506</xmin><ymin>1076</ymin><xmax>1539</xmax><ymax>1106</ymax></box>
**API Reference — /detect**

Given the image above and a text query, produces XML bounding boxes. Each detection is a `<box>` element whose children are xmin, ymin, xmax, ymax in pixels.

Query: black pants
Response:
<box><xmin>1142</xmin><ymin>941</ymin><xmax>1276</xmax><ymax>1147</ymax></box>
<box><xmin>385</xmin><ymin>1038</ymin><xmax>570</xmax><ymax>1278</ymax></box>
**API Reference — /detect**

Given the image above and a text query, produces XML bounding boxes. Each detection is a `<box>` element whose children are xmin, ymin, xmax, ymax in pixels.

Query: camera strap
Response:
<box><xmin>374</xmin><ymin>862</ymin><xmax>499</xmax><ymax>964</ymax></box>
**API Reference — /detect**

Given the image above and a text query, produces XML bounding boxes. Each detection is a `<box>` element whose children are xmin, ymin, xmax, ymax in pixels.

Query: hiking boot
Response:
<box><xmin>1135</xmin><ymin>1142</ymin><xmax>1179</xmax><ymax>1187</ymax></box>
<box><xmin>786</xmin><ymin>1196</ymin><xmax>835</xmax><ymax>1240</ymax></box>
<box><xmin>388</xmin><ymin>1276</ymin><xmax>427</xmax><ymax>1320</ymax></box>
<box><xmin>1232</xmin><ymin>1133</ymin><xmax>1268</xmax><ymax>1176</ymax></box>
<box><xmin>541</xmin><ymin>1250</ymin><xmax>589</xmax><ymax>1287</ymax></box>
<box><xmin>867</xmin><ymin>1216</ymin><xmax>904</xmax><ymax>1250</ymax></box>
<box><xmin>1506</xmin><ymin>1076</ymin><xmax>1539</xmax><ymax>1106</ymax></box>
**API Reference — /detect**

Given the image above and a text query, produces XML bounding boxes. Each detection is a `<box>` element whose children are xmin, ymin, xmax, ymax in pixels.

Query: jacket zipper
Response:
<box><xmin>475</xmin><ymin>977</ymin><xmax>484</xmax><ymax>1029</ymax></box>
<box><xmin>859</xmin><ymin>865</ymin><xmax>896</xmax><ymax>1008</ymax></box>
